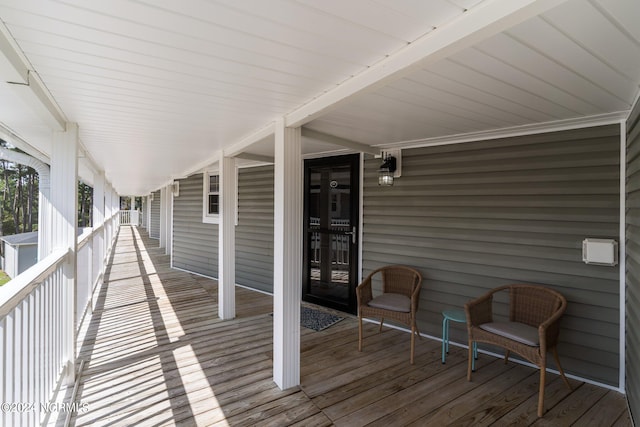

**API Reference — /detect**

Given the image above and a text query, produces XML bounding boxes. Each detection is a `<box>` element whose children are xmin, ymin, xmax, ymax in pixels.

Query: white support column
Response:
<box><xmin>50</xmin><ymin>123</ymin><xmax>79</xmax><ymax>385</ymax></box>
<box><xmin>218</xmin><ymin>154</ymin><xmax>237</xmax><ymax>320</ymax></box>
<box><xmin>93</xmin><ymin>172</ymin><xmax>105</xmax><ymax>229</ymax></box>
<box><xmin>159</xmin><ymin>186</ymin><xmax>167</xmax><ymax>249</ymax></box>
<box><xmin>273</xmin><ymin>119</ymin><xmax>302</xmax><ymax>390</ymax></box>
<box><xmin>37</xmin><ymin>174</ymin><xmax>51</xmax><ymax>261</ymax></box>
<box><xmin>619</xmin><ymin>120</ymin><xmax>627</xmax><ymax>391</ymax></box>
<box><xmin>105</xmin><ymin>183</ymin><xmax>112</xmax><ymax>248</ymax></box>
<box><xmin>147</xmin><ymin>195</ymin><xmax>152</xmax><ymax>232</ymax></box>
<box><xmin>167</xmin><ymin>188</ymin><xmax>173</xmax><ymax>256</ymax></box>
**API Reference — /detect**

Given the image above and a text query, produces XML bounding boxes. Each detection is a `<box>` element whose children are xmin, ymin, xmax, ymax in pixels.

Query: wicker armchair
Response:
<box><xmin>356</xmin><ymin>265</ymin><xmax>422</xmax><ymax>364</ymax></box>
<box><xmin>465</xmin><ymin>284</ymin><xmax>571</xmax><ymax>417</ymax></box>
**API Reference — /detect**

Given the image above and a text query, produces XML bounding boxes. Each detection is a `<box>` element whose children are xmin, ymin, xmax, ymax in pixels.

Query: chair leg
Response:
<box><xmin>358</xmin><ymin>315</ymin><xmax>363</xmax><ymax>352</ymax></box>
<box><xmin>467</xmin><ymin>340</ymin><xmax>474</xmax><ymax>381</ymax></box>
<box><xmin>538</xmin><ymin>360</ymin><xmax>546</xmax><ymax>417</ymax></box>
<box><xmin>552</xmin><ymin>347</ymin><xmax>572</xmax><ymax>390</ymax></box>
<box><xmin>504</xmin><ymin>350</ymin><xmax>510</xmax><ymax>364</ymax></box>
<box><xmin>379</xmin><ymin>317</ymin><xmax>384</xmax><ymax>332</ymax></box>
<box><xmin>410</xmin><ymin>324</ymin><xmax>415</xmax><ymax>364</ymax></box>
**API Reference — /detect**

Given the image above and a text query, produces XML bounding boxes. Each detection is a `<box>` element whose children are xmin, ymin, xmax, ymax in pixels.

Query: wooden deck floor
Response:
<box><xmin>65</xmin><ymin>226</ymin><xmax>632</xmax><ymax>426</ymax></box>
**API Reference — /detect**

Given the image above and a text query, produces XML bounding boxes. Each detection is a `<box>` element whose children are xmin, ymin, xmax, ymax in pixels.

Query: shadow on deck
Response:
<box><xmin>61</xmin><ymin>226</ymin><xmax>631</xmax><ymax>426</ymax></box>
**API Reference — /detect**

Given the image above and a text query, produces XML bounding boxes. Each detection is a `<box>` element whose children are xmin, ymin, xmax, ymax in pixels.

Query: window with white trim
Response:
<box><xmin>202</xmin><ymin>168</ymin><xmax>239</xmax><ymax>225</ymax></box>
<box><xmin>203</xmin><ymin>172</ymin><xmax>220</xmax><ymax>223</ymax></box>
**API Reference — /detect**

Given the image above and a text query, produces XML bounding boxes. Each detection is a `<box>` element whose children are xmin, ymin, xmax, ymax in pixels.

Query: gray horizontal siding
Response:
<box><xmin>363</xmin><ymin>125</ymin><xmax>621</xmax><ymax>385</ymax></box>
<box><xmin>172</xmin><ymin>174</ymin><xmax>218</xmax><ymax>278</ymax></box>
<box><xmin>236</xmin><ymin>165</ymin><xmax>274</xmax><ymax>293</ymax></box>
<box><xmin>627</xmin><ymin>97</ymin><xmax>640</xmax><ymax>421</ymax></box>
<box><xmin>149</xmin><ymin>190</ymin><xmax>161</xmax><ymax>239</ymax></box>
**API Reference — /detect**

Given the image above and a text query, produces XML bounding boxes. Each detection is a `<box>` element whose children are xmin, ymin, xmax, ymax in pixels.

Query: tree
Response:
<box><xmin>0</xmin><ymin>140</ymin><xmax>93</xmax><ymax>236</ymax></box>
<box><xmin>78</xmin><ymin>182</ymin><xmax>93</xmax><ymax>227</ymax></box>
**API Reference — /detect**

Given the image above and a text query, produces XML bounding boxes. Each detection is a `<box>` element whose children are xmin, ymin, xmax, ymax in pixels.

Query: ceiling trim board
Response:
<box><xmin>381</xmin><ymin>111</ymin><xmax>629</xmax><ymax>150</ymax></box>
<box><xmin>223</xmin><ymin>122</ymin><xmax>275</xmax><ymax>158</ymax></box>
<box><xmin>234</xmin><ymin>152</ymin><xmax>275</xmax><ymax>164</ymax></box>
<box><xmin>301</xmin><ymin>128</ymin><xmax>379</xmax><ymax>155</ymax></box>
<box><xmin>0</xmin><ymin>121</ymin><xmax>49</xmax><ymax>164</ymax></box>
<box><xmin>0</xmin><ymin>22</ymin><xmax>66</xmax><ymax>131</ymax></box>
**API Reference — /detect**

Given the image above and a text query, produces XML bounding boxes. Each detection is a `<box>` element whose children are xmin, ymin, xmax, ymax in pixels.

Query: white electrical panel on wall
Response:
<box><xmin>582</xmin><ymin>238</ymin><xmax>618</xmax><ymax>266</ymax></box>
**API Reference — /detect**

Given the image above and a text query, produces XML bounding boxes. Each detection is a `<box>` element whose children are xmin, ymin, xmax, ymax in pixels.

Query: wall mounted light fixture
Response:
<box><xmin>378</xmin><ymin>149</ymin><xmax>402</xmax><ymax>186</ymax></box>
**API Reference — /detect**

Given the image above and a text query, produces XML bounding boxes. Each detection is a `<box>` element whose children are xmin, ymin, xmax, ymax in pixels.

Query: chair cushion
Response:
<box><xmin>479</xmin><ymin>321</ymin><xmax>539</xmax><ymax>347</ymax></box>
<box><xmin>368</xmin><ymin>293</ymin><xmax>411</xmax><ymax>313</ymax></box>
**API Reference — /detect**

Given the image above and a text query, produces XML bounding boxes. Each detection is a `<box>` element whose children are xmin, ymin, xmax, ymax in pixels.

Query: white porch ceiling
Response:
<box><xmin>0</xmin><ymin>0</ymin><xmax>638</xmax><ymax>195</ymax></box>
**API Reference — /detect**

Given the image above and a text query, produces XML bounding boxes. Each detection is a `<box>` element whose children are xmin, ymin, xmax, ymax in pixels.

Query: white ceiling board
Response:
<box><xmin>294</xmin><ymin>0</ymin><xmax>437</xmax><ymax>41</ymax></box>
<box><xmin>375</xmin><ymin>0</ymin><xmax>464</xmax><ymax>28</ymax></box>
<box><xmin>461</xmin><ymin>40</ymin><xmax>615</xmax><ymax>115</ymax></box>
<box><xmin>354</xmin><ymin>91</ymin><xmax>499</xmax><ymax>133</ymax></box>
<box><xmin>506</xmin><ymin>16</ymin><xmax>634</xmax><ymax>105</ymax></box>
<box><xmin>0</xmin><ymin>0</ymin><xmax>638</xmax><ymax>195</ymax></box>
<box><xmin>597</xmin><ymin>0</ymin><xmax>640</xmax><ymax>44</ymax></box>
<box><xmin>544</xmin><ymin>0</ymin><xmax>640</xmax><ymax>82</ymax></box>
<box><xmin>446</xmin><ymin>0</ymin><xmax>486</xmax><ymax>9</ymax></box>
<box><xmin>378</xmin><ymin>79</ymin><xmax>528</xmax><ymax>128</ymax></box>
<box><xmin>409</xmin><ymin>68</ymin><xmax>554</xmax><ymax>124</ymax></box>
<box><xmin>212</xmin><ymin>0</ymin><xmax>407</xmax><ymax>60</ymax></box>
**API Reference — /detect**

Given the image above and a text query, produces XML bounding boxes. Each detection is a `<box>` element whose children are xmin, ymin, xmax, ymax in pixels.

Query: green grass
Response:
<box><xmin>0</xmin><ymin>270</ymin><xmax>10</xmax><ymax>286</ymax></box>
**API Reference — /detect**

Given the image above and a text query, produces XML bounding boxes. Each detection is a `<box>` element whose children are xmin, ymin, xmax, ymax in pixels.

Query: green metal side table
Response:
<box><xmin>442</xmin><ymin>308</ymin><xmax>477</xmax><ymax>366</ymax></box>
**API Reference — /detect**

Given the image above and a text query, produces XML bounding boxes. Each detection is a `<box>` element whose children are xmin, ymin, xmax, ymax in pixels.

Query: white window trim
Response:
<box><xmin>202</xmin><ymin>168</ymin><xmax>239</xmax><ymax>225</ymax></box>
<box><xmin>203</xmin><ymin>170</ymin><xmax>220</xmax><ymax>224</ymax></box>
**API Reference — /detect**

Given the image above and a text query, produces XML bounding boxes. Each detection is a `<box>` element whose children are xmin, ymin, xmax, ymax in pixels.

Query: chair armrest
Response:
<box><xmin>465</xmin><ymin>291</ymin><xmax>493</xmax><ymax>327</ymax></box>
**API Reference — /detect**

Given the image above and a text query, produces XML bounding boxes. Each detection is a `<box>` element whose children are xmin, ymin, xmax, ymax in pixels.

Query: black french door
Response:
<box><xmin>303</xmin><ymin>154</ymin><xmax>360</xmax><ymax>314</ymax></box>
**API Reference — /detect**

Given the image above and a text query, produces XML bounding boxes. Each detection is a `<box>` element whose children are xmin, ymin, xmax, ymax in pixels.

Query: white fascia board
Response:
<box><xmin>0</xmin><ymin>122</ymin><xmax>49</xmax><ymax>164</ymax></box>
<box><xmin>177</xmin><ymin>123</ymin><xmax>274</xmax><ymax>181</ymax></box>
<box><xmin>224</xmin><ymin>122</ymin><xmax>275</xmax><ymax>158</ymax></box>
<box><xmin>0</xmin><ymin>21</ymin><xmax>66</xmax><ymax>131</ymax></box>
<box><xmin>301</xmin><ymin>128</ymin><xmax>379</xmax><ymax>155</ymax></box>
<box><xmin>0</xmin><ymin>21</ymin><xmax>28</xmax><ymax>84</ymax></box>
<box><xmin>285</xmin><ymin>0</ymin><xmax>569</xmax><ymax>128</ymax></box>
<box><xmin>14</xmin><ymin>71</ymin><xmax>66</xmax><ymax>131</ymax></box>
<box><xmin>234</xmin><ymin>152</ymin><xmax>275</xmax><ymax>164</ymax></box>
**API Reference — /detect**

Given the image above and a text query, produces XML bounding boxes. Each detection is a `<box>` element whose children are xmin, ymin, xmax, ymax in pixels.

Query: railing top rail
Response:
<box><xmin>0</xmin><ymin>248</ymin><xmax>69</xmax><ymax>318</ymax></box>
<box><xmin>77</xmin><ymin>227</ymin><xmax>94</xmax><ymax>249</ymax></box>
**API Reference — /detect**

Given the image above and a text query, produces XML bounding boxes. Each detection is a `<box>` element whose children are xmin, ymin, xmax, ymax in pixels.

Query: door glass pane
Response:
<box><xmin>307</xmin><ymin>165</ymin><xmax>351</xmax><ymax>304</ymax></box>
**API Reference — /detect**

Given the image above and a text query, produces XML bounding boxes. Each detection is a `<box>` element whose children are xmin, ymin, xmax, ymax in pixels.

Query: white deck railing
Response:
<box><xmin>0</xmin><ymin>214</ymin><xmax>119</xmax><ymax>426</ymax></box>
<box><xmin>0</xmin><ymin>248</ymin><xmax>71</xmax><ymax>427</ymax></box>
<box><xmin>77</xmin><ymin>225</ymin><xmax>105</xmax><ymax>333</ymax></box>
<box><xmin>118</xmin><ymin>209</ymin><xmax>139</xmax><ymax>226</ymax></box>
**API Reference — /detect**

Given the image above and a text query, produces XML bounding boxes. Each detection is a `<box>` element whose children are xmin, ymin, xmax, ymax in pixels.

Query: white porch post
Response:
<box><xmin>105</xmin><ymin>183</ymin><xmax>113</xmax><ymax>246</ymax></box>
<box><xmin>147</xmin><ymin>195</ymin><xmax>152</xmax><ymax>232</ymax></box>
<box><xmin>159</xmin><ymin>186</ymin><xmax>167</xmax><ymax>249</ymax></box>
<box><xmin>218</xmin><ymin>154</ymin><xmax>237</xmax><ymax>320</ymax></box>
<box><xmin>167</xmin><ymin>188</ymin><xmax>173</xmax><ymax>256</ymax></box>
<box><xmin>50</xmin><ymin>123</ymin><xmax>79</xmax><ymax>385</ymax></box>
<box><xmin>273</xmin><ymin>119</ymin><xmax>302</xmax><ymax>389</ymax></box>
<box><xmin>37</xmin><ymin>174</ymin><xmax>51</xmax><ymax>261</ymax></box>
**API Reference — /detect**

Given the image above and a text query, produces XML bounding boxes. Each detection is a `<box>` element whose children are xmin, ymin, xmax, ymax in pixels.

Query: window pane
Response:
<box><xmin>208</xmin><ymin>194</ymin><xmax>219</xmax><ymax>215</ymax></box>
<box><xmin>209</xmin><ymin>175</ymin><xmax>219</xmax><ymax>192</ymax></box>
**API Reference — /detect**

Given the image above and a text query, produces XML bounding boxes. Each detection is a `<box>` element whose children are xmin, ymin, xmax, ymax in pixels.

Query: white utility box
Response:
<box><xmin>582</xmin><ymin>238</ymin><xmax>618</xmax><ymax>266</ymax></box>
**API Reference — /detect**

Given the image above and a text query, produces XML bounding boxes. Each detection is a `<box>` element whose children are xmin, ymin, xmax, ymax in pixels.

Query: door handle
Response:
<box><xmin>345</xmin><ymin>226</ymin><xmax>357</xmax><ymax>244</ymax></box>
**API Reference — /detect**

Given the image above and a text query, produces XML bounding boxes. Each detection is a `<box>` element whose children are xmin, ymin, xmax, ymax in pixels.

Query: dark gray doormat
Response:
<box><xmin>301</xmin><ymin>306</ymin><xmax>344</xmax><ymax>331</ymax></box>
